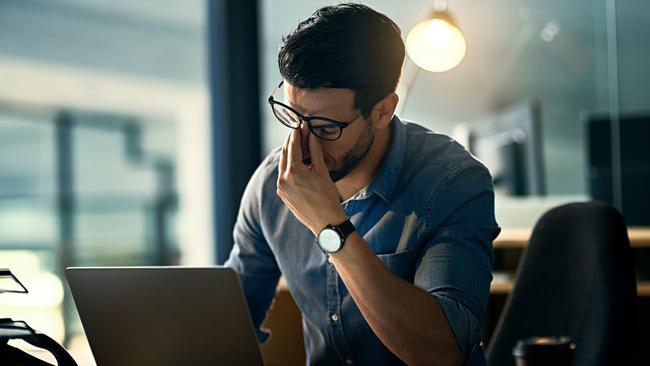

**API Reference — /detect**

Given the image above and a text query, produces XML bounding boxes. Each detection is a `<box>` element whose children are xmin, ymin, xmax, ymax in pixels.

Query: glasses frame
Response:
<box><xmin>267</xmin><ymin>81</ymin><xmax>362</xmax><ymax>141</ymax></box>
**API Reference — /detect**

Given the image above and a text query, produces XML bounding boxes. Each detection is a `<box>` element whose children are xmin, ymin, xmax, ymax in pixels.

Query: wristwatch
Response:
<box><xmin>317</xmin><ymin>219</ymin><xmax>355</xmax><ymax>254</ymax></box>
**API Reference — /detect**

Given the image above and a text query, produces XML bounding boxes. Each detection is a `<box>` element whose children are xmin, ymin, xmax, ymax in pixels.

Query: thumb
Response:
<box><xmin>309</xmin><ymin>133</ymin><xmax>327</xmax><ymax>172</ymax></box>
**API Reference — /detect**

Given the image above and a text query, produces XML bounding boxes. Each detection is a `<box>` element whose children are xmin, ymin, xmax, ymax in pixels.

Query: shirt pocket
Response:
<box><xmin>376</xmin><ymin>248</ymin><xmax>419</xmax><ymax>282</ymax></box>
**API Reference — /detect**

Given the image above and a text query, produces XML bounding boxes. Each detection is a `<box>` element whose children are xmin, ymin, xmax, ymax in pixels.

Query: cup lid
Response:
<box><xmin>512</xmin><ymin>336</ymin><xmax>576</xmax><ymax>357</ymax></box>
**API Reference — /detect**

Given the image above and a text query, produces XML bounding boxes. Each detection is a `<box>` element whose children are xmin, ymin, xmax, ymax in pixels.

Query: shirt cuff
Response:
<box><xmin>433</xmin><ymin>294</ymin><xmax>483</xmax><ymax>358</ymax></box>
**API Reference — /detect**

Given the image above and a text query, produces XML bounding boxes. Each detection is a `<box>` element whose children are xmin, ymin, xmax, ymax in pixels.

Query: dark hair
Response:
<box><xmin>278</xmin><ymin>3</ymin><xmax>405</xmax><ymax>119</ymax></box>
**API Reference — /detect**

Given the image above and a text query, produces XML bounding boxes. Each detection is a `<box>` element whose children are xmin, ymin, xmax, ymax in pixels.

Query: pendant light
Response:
<box><xmin>405</xmin><ymin>1</ymin><xmax>467</xmax><ymax>73</ymax></box>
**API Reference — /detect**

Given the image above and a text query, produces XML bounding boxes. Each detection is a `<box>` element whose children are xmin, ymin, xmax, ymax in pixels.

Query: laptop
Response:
<box><xmin>66</xmin><ymin>266</ymin><xmax>265</xmax><ymax>366</ymax></box>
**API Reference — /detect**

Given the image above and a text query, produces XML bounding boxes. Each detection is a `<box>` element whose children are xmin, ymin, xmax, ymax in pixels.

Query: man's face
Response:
<box><xmin>284</xmin><ymin>83</ymin><xmax>374</xmax><ymax>182</ymax></box>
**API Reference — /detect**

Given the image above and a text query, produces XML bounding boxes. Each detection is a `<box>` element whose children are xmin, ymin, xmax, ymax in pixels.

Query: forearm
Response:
<box><xmin>330</xmin><ymin>233</ymin><xmax>464</xmax><ymax>366</ymax></box>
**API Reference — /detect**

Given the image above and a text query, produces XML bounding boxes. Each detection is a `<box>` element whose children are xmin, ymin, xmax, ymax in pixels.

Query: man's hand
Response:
<box><xmin>277</xmin><ymin>128</ymin><xmax>347</xmax><ymax>235</ymax></box>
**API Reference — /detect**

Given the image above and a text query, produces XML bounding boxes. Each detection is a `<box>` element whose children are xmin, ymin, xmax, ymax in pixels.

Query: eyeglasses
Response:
<box><xmin>267</xmin><ymin>81</ymin><xmax>362</xmax><ymax>141</ymax></box>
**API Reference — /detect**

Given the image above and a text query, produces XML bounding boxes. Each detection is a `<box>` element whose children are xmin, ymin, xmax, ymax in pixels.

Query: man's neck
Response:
<box><xmin>335</xmin><ymin>122</ymin><xmax>393</xmax><ymax>202</ymax></box>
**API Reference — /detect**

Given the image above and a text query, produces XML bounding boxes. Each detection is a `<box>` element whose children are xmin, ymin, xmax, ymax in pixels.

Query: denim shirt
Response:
<box><xmin>225</xmin><ymin>116</ymin><xmax>500</xmax><ymax>366</ymax></box>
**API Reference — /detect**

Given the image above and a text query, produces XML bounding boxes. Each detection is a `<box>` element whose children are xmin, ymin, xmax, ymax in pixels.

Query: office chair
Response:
<box><xmin>486</xmin><ymin>201</ymin><xmax>638</xmax><ymax>365</ymax></box>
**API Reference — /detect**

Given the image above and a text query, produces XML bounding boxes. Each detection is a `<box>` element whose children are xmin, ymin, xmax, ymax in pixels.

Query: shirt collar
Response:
<box><xmin>360</xmin><ymin>115</ymin><xmax>406</xmax><ymax>204</ymax></box>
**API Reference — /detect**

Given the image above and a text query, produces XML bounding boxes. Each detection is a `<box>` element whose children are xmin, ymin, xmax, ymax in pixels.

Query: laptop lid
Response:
<box><xmin>66</xmin><ymin>266</ymin><xmax>264</xmax><ymax>366</ymax></box>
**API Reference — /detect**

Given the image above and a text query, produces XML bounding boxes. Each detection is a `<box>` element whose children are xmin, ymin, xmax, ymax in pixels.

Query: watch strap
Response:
<box><xmin>334</xmin><ymin>219</ymin><xmax>355</xmax><ymax>240</ymax></box>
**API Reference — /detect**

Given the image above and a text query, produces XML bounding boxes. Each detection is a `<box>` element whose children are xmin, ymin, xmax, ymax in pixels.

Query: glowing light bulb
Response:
<box><xmin>406</xmin><ymin>17</ymin><xmax>467</xmax><ymax>72</ymax></box>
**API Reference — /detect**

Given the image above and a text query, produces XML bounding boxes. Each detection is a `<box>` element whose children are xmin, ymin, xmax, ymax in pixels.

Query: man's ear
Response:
<box><xmin>372</xmin><ymin>92</ymin><xmax>399</xmax><ymax>130</ymax></box>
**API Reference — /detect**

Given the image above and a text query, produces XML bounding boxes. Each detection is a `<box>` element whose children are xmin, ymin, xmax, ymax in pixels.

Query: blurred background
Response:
<box><xmin>1</xmin><ymin>0</ymin><xmax>648</xmax><ymax>360</ymax></box>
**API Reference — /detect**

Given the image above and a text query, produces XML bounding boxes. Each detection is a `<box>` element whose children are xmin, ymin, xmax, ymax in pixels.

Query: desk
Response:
<box><xmin>494</xmin><ymin>227</ymin><xmax>650</xmax><ymax>248</ymax></box>
<box><xmin>491</xmin><ymin>227</ymin><xmax>650</xmax><ymax>296</ymax></box>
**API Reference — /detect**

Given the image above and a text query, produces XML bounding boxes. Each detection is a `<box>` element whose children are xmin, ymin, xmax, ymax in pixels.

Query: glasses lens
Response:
<box><xmin>310</xmin><ymin>119</ymin><xmax>342</xmax><ymax>141</ymax></box>
<box><xmin>272</xmin><ymin>103</ymin><xmax>301</xmax><ymax>128</ymax></box>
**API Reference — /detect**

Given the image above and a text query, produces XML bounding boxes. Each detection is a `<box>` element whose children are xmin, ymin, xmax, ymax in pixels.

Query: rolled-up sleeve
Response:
<box><xmin>224</xmin><ymin>161</ymin><xmax>281</xmax><ymax>344</ymax></box>
<box><xmin>414</xmin><ymin>163</ymin><xmax>500</xmax><ymax>359</ymax></box>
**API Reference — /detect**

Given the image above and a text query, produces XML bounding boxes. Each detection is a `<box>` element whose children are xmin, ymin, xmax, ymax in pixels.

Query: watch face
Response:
<box><xmin>318</xmin><ymin>228</ymin><xmax>342</xmax><ymax>253</ymax></box>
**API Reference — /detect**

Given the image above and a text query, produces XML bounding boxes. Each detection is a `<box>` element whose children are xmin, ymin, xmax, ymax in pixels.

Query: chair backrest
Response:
<box><xmin>487</xmin><ymin>201</ymin><xmax>638</xmax><ymax>366</ymax></box>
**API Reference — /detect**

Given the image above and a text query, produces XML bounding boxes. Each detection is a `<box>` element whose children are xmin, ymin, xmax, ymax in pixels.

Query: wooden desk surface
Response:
<box><xmin>494</xmin><ymin>227</ymin><xmax>650</xmax><ymax>248</ymax></box>
<box><xmin>490</xmin><ymin>278</ymin><xmax>650</xmax><ymax>296</ymax></box>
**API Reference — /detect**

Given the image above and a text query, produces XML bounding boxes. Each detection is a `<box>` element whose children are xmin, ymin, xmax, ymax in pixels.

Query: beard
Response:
<box><xmin>326</xmin><ymin>119</ymin><xmax>375</xmax><ymax>182</ymax></box>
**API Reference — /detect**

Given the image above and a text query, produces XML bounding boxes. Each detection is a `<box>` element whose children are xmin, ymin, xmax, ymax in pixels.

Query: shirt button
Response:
<box><xmin>330</xmin><ymin>313</ymin><xmax>339</xmax><ymax>322</ymax></box>
<box><xmin>345</xmin><ymin>358</ymin><xmax>353</xmax><ymax>365</ymax></box>
<box><xmin>327</xmin><ymin>256</ymin><xmax>334</xmax><ymax>264</ymax></box>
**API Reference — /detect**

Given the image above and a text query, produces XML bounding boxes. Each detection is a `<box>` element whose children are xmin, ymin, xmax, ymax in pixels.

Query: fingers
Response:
<box><xmin>287</xmin><ymin>128</ymin><xmax>302</xmax><ymax>169</ymax></box>
<box><xmin>308</xmin><ymin>132</ymin><xmax>327</xmax><ymax>173</ymax></box>
<box><xmin>279</xmin><ymin>132</ymin><xmax>290</xmax><ymax>173</ymax></box>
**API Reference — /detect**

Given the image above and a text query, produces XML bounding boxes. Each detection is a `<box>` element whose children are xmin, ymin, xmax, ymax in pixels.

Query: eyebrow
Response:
<box><xmin>280</xmin><ymin>84</ymin><xmax>357</xmax><ymax>120</ymax></box>
<box><xmin>284</xmin><ymin>99</ymin><xmax>356</xmax><ymax>121</ymax></box>
<box><xmin>284</xmin><ymin>104</ymin><xmax>333</xmax><ymax>119</ymax></box>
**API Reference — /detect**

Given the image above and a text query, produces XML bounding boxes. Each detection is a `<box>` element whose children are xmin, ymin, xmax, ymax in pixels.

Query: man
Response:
<box><xmin>225</xmin><ymin>3</ymin><xmax>500</xmax><ymax>366</ymax></box>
